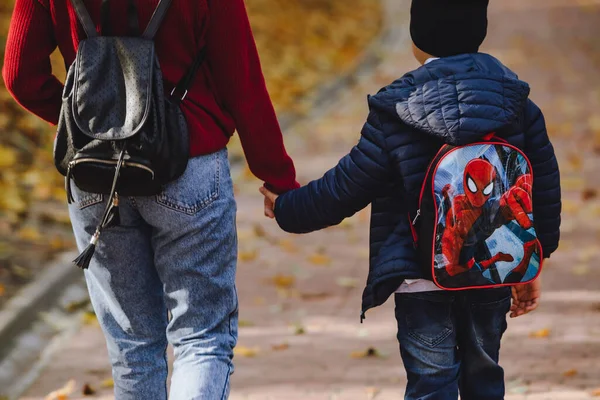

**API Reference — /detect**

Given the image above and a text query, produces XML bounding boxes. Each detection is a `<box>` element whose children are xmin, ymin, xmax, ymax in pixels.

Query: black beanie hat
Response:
<box><xmin>410</xmin><ymin>0</ymin><xmax>489</xmax><ymax>58</ymax></box>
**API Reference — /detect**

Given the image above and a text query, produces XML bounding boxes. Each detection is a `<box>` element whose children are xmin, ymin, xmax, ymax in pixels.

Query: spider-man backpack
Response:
<box><xmin>410</xmin><ymin>133</ymin><xmax>543</xmax><ymax>290</ymax></box>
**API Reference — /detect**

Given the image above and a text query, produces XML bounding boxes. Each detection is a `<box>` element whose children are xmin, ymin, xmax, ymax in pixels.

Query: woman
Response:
<box><xmin>3</xmin><ymin>0</ymin><xmax>298</xmax><ymax>398</ymax></box>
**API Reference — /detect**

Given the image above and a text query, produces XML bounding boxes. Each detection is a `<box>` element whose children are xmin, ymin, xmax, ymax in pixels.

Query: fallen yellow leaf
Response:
<box><xmin>234</xmin><ymin>346</ymin><xmax>260</xmax><ymax>357</ymax></box>
<box><xmin>529</xmin><ymin>328</ymin><xmax>551</xmax><ymax>338</ymax></box>
<box><xmin>337</xmin><ymin>277</ymin><xmax>359</xmax><ymax>289</ymax></box>
<box><xmin>0</xmin><ymin>284</ymin><xmax>5</xmax><ymax>297</ymax></box>
<box><xmin>271</xmin><ymin>343</ymin><xmax>290</xmax><ymax>351</ymax></box>
<box><xmin>299</xmin><ymin>291</ymin><xmax>331</xmax><ymax>301</ymax></box>
<box><xmin>563</xmin><ymin>369</ymin><xmax>578</xmax><ymax>377</ymax></box>
<box><xmin>0</xmin><ymin>146</ymin><xmax>17</xmax><ymax>168</ymax></box>
<box><xmin>591</xmin><ymin>388</ymin><xmax>600</xmax><ymax>396</ymax></box>
<box><xmin>366</xmin><ymin>386</ymin><xmax>381</xmax><ymax>400</ymax></box>
<box><xmin>269</xmin><ymin>274</ymin><xmax>296</xmax><ymax>289</ymax></box>
<box><xmin>253</xmin><ymin>223</ymin><xmax>267</xmax><ymax>238</ymax></box>
<box><xmin>293</xmin><ymin>323</ymin><xmax>306</xmax><ymax>335</ymax></box>
<box><xmin>44</xmin><ymin>379</ymin><xmax>76</xmax><ymax>400</ymax></box>
<box><xmin>238</xmin><ymin>320</ymin><xmax>254</xmax><ymax>327</ymax></box>
<box><xmin>17</xmin><ymin>226</ymin><xmax>42</xmax><ymax>241</ymax></box>
<box><xmin>82</xmin><ymin>312</ymin><xmax>99</xmax><ymax>326</ymax></box>
<box><xmin>239</xmin><ymin>249</ymin><xmax>259</xmax><ymax>262</ymax></box>
<box><xmin>308</xmin><ymin>253</ymin><xmax>331</xmax><ymax>266</ymax></box>
<box><xmin>278</xmin><ymin>239</ymin><xmax>299</xmax><ymax>253</ymax></box>
<box><xmin>100</xmin><ymin>378</ymin><xmax>114</xmax><ymax>388</ymax></box>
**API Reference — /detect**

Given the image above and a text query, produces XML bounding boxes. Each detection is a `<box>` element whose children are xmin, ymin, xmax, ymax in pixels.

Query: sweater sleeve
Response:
<box><xmin>204</xmin><ymin>0</ymin><xmax>298</xmax><ymax>194</ymax></box>
<box><xmin>524</xmin><ymin>99</ymin><xmax>561</xmax><ymax>258</ymax></box>
<box><xmin>2</xmin><ymin>0</ymin><xmax>63</xmax><ymax>125</ymax></box>
<box><xmin>274</xmin><ymin>111</ymin><xmax>394</xmax><ymax>233</ymax></box>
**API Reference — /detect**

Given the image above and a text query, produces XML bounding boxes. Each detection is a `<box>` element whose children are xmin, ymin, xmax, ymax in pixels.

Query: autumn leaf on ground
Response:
<box><xmin>64</xmin><ymin>299</ymin><xmax>90</xmax><ymax>313</ymax></box>
<box><xmin>350</xmin><ymin>347</ymin><xmax>387</xmax><ymax>359</ymax></box>
<box><xmin>561</xmin><ymin>177</ymin><xmax>585</xmax><ymax>191</ymax></box>
<box><xmin>583</xmin><ymin>188</ymin><xmax>598</xmax><ymax>201</ymax></box>
<box><xmin>100</xmin><ymin>378</ymin><xmax>114</xmax><ymax>388</ymax></box>
<box><xmin>366</xmin><ymin>386</ymin><xmax>381</xmax><ymax>400</ymax></box>
<box><xmin>0</xmin><ymin>284</ymin><xmax>5</xmax><ymax>297</ymax></box>
<box><xmin>529</xmin><ymin>328</ymin><xmax>551</xmax><ymax>338</ymax></box>
<box><xmin>44</xmin><ymin>379</ymin><xmax>76</xmax><ymax>400</ymax></box>
<box><xmin>278</xmin><ymin>239</ymin><xmax>299</xmax><ymax>253</ymax></box>
<box><xmin>17</xmin><ymin>226</ymin><xmax>42</xmax><ymax>241</ymax></box>
<box><xmin>293</xmin><ymin>323</ymin><xmax>306</xmax><ymax>335</ymax></box>
<box><xmin>307</xmin><ymin>253</ymin><xmax>331</xmax><ymax>266</ymax></box>
<box><xmin>268</xmin><ymin>274</ymin><xmax>296</xmax><ymax>289</ymax></box>
<box><xmin>592</xmin><ymin>388</ymin><xmax>600</xmax><ymax>396</ymax></box>
<box><xmin>0</xmin><ymin>146</ymin><xmax>17</xmax><ymax>168</ymax></box>
<box><xmin>239</xmin><ymin>320</ymin><xmax>255</xmax><ymax>328</ymax></box>
<box><xmin>82</xmin><ymin>311</ymin><xmax>99</xmax><ymax>326</ymax></box>
<box><xmin>234</xmin><ymin>346</ymin><xmax>260</xmax><ymax>357</ymax></box>
<box><xmin>567</xmin><ymin>154</ymin><xmax>583</xmax><ymax>170</ymax></box>
<box><xmin>336</xmin><ymin>277</ymin><xmax>359</xmax><ymax>289</ymax></box>
<box><xmin>239</xmin><ymin>249</ymin><xmax>259</xmax><ymax>262</ymax></box>
<box><xmin>271</xmin><ymin>343</ymin><xmax>290</xmax><ymax>351</ymax></box>
<box><xmin>562</xmin><ymin>369</ymin><xmax>578</xmax><ymax>377</ymax></box>
<box><xmin>254</xmin><ymin>296</ymin><xmax>266</xmax><ymax>306</ymax></box>
<box><xmin>561</xmin><ymin>199</ymin><xmax>578</xmax><ymax>214</ymax></box>
<box><xmin>299</xmin><ymin>291</ymin><xmax>331</xmax><ymax>301</ymax></box>
<box><xmin>253</xmin><ymin>223</ymin><xmax>267</xmax><ymax>239</ymax></box>
<box><xmin>82</xmin><ymin>383</ymin><xmax>96</xmax><ymax>396</ymax></box>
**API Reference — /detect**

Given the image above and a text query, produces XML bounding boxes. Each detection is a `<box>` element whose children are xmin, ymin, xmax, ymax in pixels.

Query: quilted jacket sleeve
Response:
<box><xmin>523</xmin><ymin>99</ymin><xmax>561</xmax><ymax>258</ymax></box>
<box><xmin>274</xmin><ymin>111</ymin><xmax>394</xmax><ymax>234</ymax></box>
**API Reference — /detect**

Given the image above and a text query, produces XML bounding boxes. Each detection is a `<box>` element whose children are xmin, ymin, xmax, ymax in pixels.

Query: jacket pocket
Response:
<box><xmin>155</xmin><ymin>151</ymin><xmax>220</xmax><ymax>215</ymax></box>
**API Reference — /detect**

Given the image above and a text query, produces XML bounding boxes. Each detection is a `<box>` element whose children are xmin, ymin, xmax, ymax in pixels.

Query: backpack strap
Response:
<box><xmin>69</xmin><ymin>0</ymin><xmax>98</xmax><ymax>38</ymax></box>
<box><xmin>142</xmin><ymin>0</ymin><xmax>173</xmax><ymax>39</ymax></box>
<box><xmin>170</xmin><ymin>48</ymin><xmax>208</xmax><ymax>103</ymax></box>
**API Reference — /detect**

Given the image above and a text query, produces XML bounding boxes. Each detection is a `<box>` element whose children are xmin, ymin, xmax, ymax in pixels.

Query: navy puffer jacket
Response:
<box><xmin>274</xmin><ymin>53</ymin><xmax>561</xmax><ymax>319</ymax></box>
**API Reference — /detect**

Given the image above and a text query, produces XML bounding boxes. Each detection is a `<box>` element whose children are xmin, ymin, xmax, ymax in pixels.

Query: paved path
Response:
<box><xmin>22</xmin><ymin>0</ymin><xmax>600</xmax><ymax>399</ymax></box>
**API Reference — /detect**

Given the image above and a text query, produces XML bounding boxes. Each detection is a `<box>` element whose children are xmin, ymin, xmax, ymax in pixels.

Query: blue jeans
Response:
<box><xmin>395</xmin><ymin>288</ymin><xmax>511</xmax><ymax>400</ymax></box>
<box><xmin>68</xmin><ymin>149</ymin><xmax>238</xmax><ymax>400</ymax></box>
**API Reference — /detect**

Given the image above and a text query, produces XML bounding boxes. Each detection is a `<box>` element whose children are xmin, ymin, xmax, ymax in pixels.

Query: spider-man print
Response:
<box><xmin>438</xmin><ymin>158</ymin><xmax>538</xmax><ymax>285</ymax></box>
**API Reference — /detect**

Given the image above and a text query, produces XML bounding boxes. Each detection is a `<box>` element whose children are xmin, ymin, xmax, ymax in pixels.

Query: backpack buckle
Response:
<box><xmin>170</xmin><ymin>87</ymin><xmax>188</xmax><ymax>101</ymax></box>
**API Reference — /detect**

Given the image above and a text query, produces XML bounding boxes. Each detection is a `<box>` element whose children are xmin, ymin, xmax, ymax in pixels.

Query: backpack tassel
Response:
<box><xmin>73</xmin><ymin>148</ymin><xmax>126</xmax><ymax>269</ymax></box>
<box><xmin>73</xmin><ymin>229</ymin><xmax>100</xmax><ymax>269</ymax></box>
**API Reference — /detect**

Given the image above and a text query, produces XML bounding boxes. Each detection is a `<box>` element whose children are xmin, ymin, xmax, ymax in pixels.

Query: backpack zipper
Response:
<box><xmin>65</xmin><ymin>158</ymin><xmax>155</xmax><ymax>204</ymax></box>
<box><xmin>69</xmin><ymin>158</ymin><xmax>155</xmax><ymax>178</ymax></box>
<box><xmin>412</xmin><ymin>209</ymin><xmax>421</xmax><ymax>226</ymax></box>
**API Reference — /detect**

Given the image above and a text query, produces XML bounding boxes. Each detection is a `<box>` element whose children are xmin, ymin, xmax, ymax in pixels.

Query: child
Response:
<box><xmin>260</xmin><ymin>0</ymin><xmax>561</xmax><ymax>398</ymax></box>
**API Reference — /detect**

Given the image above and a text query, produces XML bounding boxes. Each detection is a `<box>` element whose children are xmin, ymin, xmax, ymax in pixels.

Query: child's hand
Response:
<box><xmin>259</xmin><ymin>187</ymin><xmax>279</xmax><ymax>219</ymax></box>
<box><xmin>510</xmin><ymin>278</ymin><xmax>541</xmax><ymax>318</ymax></box>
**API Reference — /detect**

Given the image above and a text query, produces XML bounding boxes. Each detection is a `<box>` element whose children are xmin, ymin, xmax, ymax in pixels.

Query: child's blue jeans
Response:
<box><xmin>395</xmin><ymin>287</ymin><xmax>511</xmax><ymax>400</ymax></box>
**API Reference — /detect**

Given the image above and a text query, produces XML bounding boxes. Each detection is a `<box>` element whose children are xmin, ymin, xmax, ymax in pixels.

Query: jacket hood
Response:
<box><xmin>369</xmin><ymin>53</ymin><xmax>531</xmax><ymax>145</ymax></box>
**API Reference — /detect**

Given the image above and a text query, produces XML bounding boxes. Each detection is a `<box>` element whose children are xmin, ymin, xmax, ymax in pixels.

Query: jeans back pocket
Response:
<box><xmin>156</xmin><ymin>151</ymin><xmax>221</xmax><ymax>215</ymax></box>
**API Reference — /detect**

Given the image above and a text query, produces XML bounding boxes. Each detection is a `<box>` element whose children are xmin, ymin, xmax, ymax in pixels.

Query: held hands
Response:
<box><xmin>259</xmin><ymin>187</ymin><xmax>279</xmax><ymax>219</ymax></box>
<box><xmin>510</xmin><ymin>278</ymin><xmax>541</xmax><ymax>318</ymax></box>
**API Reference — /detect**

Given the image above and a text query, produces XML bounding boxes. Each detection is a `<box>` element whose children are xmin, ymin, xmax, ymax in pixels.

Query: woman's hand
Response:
<box><xmin>259</xmin><ymin>187</ymin><xmax>279</xmax><ymax>219</ymax></box>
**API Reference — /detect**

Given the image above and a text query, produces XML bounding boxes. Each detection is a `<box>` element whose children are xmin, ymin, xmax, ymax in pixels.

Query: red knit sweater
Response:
<box><xmin>3</xmin><ymin>0</ymin><xmax>299</xmax><ymax>193</ymax></box>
